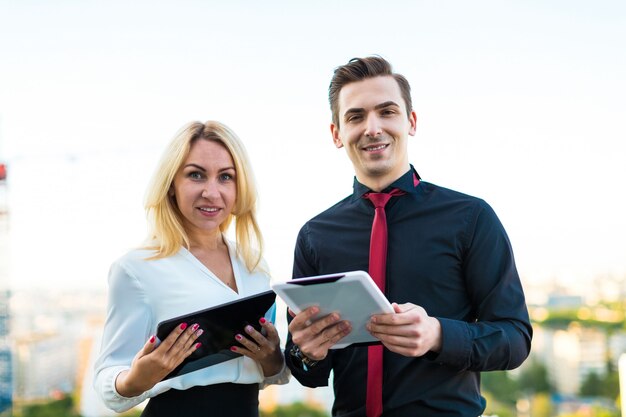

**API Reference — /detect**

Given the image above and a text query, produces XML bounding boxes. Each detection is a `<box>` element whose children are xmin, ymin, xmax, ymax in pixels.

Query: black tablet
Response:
<box><xmin>156</xmin><ymin>290</ymin><xmax>276</xmax><ymax>380</ymax></box>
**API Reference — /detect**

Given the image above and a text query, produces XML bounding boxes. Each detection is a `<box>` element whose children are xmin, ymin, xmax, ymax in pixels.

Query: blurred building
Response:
<box><xmin>0</xmin><ymin>160</ymin><xmax>12</xmax><ymax>414</ymax></box>
<box><xmin>14</xmin><ymin>332</ymin><xmax>77</xmax><ymax>400</ymax></box>
<box><xmin>549</xmin><ymin>325</ymin><xmax>607</xmax><ymax>395</ymax></box>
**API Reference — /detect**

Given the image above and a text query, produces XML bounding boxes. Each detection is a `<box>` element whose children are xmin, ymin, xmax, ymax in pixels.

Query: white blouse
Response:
<box><xmin>93</xmin><ymin>240</ymin><xmax>289</xmax><ymax>412</ymax></box>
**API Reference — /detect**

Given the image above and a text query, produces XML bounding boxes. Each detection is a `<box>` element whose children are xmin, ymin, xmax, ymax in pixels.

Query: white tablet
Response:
<box><xmin>272</xmin><ymin>271</ymin><xmax>394</xmax><ymax>348</ymax></box>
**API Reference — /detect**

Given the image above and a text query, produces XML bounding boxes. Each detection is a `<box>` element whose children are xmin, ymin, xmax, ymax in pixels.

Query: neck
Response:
<box><xmin>358</xmin><ymin>165</ymin><xmax>410</xmax><ymax>192</ymax></box>
<box><xmin>187</xmin><ymin>230</ymin><xmax>224</xmax><ymax>252</ymax></box>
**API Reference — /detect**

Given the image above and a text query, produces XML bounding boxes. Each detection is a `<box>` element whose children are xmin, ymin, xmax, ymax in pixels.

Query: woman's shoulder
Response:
<box><xmin>112</xmin><ymin>247</ymin><xmax>160</xmax><ymax>267</ymax></box>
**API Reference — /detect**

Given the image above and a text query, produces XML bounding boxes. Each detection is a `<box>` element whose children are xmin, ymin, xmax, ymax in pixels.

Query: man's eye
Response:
<box><xmin>347</xmin><ymin>115</ymin><xmax>362</xmax><ymax>122</ymax></box>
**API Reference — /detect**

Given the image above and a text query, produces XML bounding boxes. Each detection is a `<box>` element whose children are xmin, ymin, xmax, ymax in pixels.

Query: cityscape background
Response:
<box><xmin>1</xmin><ymin>1</ymin><xmax>625</xmax><ymax>416</ymax></box>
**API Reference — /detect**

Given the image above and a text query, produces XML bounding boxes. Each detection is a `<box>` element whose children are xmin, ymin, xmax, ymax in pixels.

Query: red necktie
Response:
<box><xmin>363</xmin><ymin>188</ymin><xmax>405</xmax><ymax>417</ymax></box>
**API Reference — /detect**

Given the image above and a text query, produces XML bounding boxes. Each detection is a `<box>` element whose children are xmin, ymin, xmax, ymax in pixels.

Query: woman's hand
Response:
<box><xmin>231</xmin><ymin>318</ymin><xmax>284</xmax><ymax>377</ymax></box>
<box><xmin>115</xmin><ymin>322</ymin><xmax>203</xmax><ymax>397</ymax></box>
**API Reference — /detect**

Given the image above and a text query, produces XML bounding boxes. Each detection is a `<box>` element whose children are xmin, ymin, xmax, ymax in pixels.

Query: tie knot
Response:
<box><xmin>365</xmin><ymin>192</ymin><xmax>393</xmax><ymax>208</ymax></box>
<box><xmin>363</xmin><ymin>188</ymin><xmax>405</xmax><ymax>208</ymax></box>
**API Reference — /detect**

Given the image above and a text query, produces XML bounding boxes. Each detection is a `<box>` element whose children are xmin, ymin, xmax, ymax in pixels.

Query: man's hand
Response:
<box><xmin>288</xmin><ymin>306</ymin><xmax>352</xmax><ymax>361</ymax></box>
<box><xmin>367</xmin><ymin>303</ymin><xmax>442</xmax><ymax>357</ymax></box>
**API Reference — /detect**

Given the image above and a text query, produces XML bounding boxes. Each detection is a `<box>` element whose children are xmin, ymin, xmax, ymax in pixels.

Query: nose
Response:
<box><xmin>201</xmin><ymin>180</ymin><xmax>220</xmax><ymax>199</ymax></box>
<box><xmin>364</xmin><ymin>114</ymin><xmax>382</xmax><ymax>137</ymax></box>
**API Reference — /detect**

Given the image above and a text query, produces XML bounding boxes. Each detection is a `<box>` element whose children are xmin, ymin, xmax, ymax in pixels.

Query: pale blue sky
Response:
<box><xmin>1</xmin><ymin>0</ymin><xmax>625</xmax><ymax>290</ymax></box>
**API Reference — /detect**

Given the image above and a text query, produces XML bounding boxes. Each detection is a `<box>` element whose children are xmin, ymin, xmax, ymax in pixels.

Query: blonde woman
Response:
<box><xmin>94</xmin><ymin>121</ymin><xmax>288</xmax><ymax>416</ymax></box>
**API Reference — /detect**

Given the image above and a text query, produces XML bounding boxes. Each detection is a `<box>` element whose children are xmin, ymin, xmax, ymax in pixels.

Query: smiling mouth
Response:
<box><xmin>198</xmin><ymin>207</ymin><xmax>219</xmax><ymax>213</ymax></box>
<box><xmin>363</xmin><ymin>144</ymin><xmax>389</xmax><ymax>152</ymax></box>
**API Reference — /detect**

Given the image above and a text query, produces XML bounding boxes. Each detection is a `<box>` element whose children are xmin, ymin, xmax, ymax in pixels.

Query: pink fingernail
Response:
<box><xmin>149</xmin><ymin>335</ymin><xmax>155</xmax><ymax>344</ymax></box>
<box><xmin>259</xmin><ymin>317</ymin><xmax>267</xmax><ymax>324</ymax></box>
<box><xmin>195</xmin><ymin>342</ymin><xmax>202</xmax><ymax>349</ymax></box>
<box><xmin>235</xmin><ymin>334</ymin><xmax>243</xmax><ymax>341</ymax></box>
<box><xmin>230</xmin><ymin>346</ymin><xmax>238</xmax><ymax>352</ymax></box>
<box><xmin>245</xmin><ymin>325</ymin><xmax>253</xmax><ymax>332</ymax></box>
<box><xmin>191</xmin><ymin>323</ymin><xmax>199</xmax><ymax>331</ymax></box>
<box><xmin>180</xmin><ymin>323</ymin><xmax>188</xmax><ymax>330</ymax></box>
<box><xmin>196</xmin><ymin>329</ymin><xmax>204</xmax><ymax>336</ymax></box>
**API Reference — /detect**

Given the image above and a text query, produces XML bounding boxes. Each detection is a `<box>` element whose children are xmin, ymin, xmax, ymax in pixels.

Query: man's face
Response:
<box><xmin>331</xmin><ymin>76</ymin><xmax>417</xmax><ymax>191</ymax></box>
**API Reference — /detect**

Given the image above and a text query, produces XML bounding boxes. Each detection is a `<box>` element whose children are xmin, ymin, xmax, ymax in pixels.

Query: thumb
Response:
<box><xmin>287</xmin><ymin>308</ymin><xmax>296</xmax><ymax>318</ymax></box>
<box><xmin>392</xmin><ymin>302</ymin><xmax>403</xmax><ymax>314</ymax></box>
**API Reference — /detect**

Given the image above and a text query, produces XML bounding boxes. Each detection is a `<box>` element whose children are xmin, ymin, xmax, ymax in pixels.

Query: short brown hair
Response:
<box><xmin>329</xmin><ymin>56</ymin><xmax>413</xmax><ymax>127</ymax></box>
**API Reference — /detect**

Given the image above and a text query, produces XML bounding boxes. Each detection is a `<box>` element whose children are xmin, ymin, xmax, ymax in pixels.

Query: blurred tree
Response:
<box><xmin>20</xmin><ymin>396</ymin><xmax>80</xmax><ymax>417</ymax></box>
<box><xmin>518</xmin><ymin>359</ymin><xmax>552</xmax><ymax>393</ymax></box>
<box><xmin>482</xmin><ymin>391</ymin><xmax>515</xmax><ymax>417</ymax></box>
<box><xmin>579</xmin><ymin>371</ymin><xmax>603</xmax><ymax>396</ymax></box>
<box><xmin>579</xmin><ymin>369</ymin><xmax>620</xmax><ymax>399</ymax></box>
<box><xmin>481</xmin><ymin>371</ymin><xmax>519</xmax><ymax>405</ymax></box>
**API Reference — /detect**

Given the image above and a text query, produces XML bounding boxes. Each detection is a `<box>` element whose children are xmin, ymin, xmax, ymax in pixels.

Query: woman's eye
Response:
<box><xmin>189</xmin><ymin>172</ymin><xmax>203</xmax><ymax>180</ymax></box>
<box><xmin>220</xmin><ymin>173</ymin><xmax>234</xmax><ymax>181</ymax></box>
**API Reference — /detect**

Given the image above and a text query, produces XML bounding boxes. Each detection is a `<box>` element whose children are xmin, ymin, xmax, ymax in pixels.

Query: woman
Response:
<box><xmin>94</xmin><ymin>121</ymin><xmax>289</xmax><ymax>416</ymax></box>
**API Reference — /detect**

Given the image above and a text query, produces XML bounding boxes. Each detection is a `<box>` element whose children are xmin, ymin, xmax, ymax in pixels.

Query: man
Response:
<box><xmin>285</xmin><ymin>56</ymin><xmax>532</xmax><ymax>417</ymax></box>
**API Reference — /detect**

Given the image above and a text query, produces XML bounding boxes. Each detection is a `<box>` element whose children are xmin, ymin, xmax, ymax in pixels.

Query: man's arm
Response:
<box><xmin>369</xmin><ymin>200</ymin><xmax>532</xmax><ymax>371</ymax></box>
<box><xmin>284</xmin><ymin>225</ymin><xmax>350</xmax><ymax>386</ymax></box>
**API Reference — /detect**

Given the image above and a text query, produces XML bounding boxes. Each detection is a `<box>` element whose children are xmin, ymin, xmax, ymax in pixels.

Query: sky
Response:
<box><xmin>0</xmin><ymin>0</ymin><xmax>625</xmax><ymax>292</ymax></box>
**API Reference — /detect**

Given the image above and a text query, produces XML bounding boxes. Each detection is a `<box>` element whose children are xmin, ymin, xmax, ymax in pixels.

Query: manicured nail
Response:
<box><xmin>196</xmin><ymin>329</ymin><xmax>204</xmax><ymax>336</ymax></box>
<box><xmin>191</xmin><ymin>323</ymin><xmax>199</xmax><ymax>331</ymax></box>
<box><xmin>230</xmin><ymin>346</ymin><xmax>238</xmax><ymax>352</ymax></box>
<box><xmin>235</xmin><ymin>334</ymin><xmax>243</xmax><ymax>341</ymax></box>
<box><xmin>149</xmin><ymin>335</ymin><xmax>155</xmax><ymax>344</ymax></box>
<box><xmin>245</xmin><ymin>325</ymin><xmax>254</xmax><ymax>333</ymax></box>
<box><xmin>195</xmin><ymin>342</ymin><xmax>202</xmax><ymax>349</ymax></box>
<box><xmin>180</xmin><ymin>323</ymin><xmax>188</xmax><ymax>330</ymax></box>
<box><xmin>259</xmin><ymin>317</ymin><xmax>267</xmax><ymax>324</ymax></box>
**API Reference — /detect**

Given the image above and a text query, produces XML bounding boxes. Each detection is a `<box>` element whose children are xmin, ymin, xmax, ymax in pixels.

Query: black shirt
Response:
<box><xmin>285</xmin><ymin>166</ymin><xmax>532</xmax><ymax>417</ymax></box>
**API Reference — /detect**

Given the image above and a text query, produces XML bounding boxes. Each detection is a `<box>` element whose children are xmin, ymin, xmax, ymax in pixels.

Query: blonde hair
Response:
<box><xmin>143</xmin><ymin>120</ymin><xmax>264</xmax><ymax>272</ymax></box>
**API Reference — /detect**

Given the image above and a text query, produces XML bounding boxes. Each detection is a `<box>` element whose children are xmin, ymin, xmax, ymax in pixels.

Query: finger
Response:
<box><xmin>243</xmin><ymin>324</ymin><xmax>267</xmax><ymax>346</ymax></box>
<box><xmin>138</xmin><ymin>335</ymin><xmax>158</xmax><ymax>358</ymax></box>
<box><xmin>371</xmin><ymin>306</ymin><xmax>421</xmax><ymax>326</ymax></box>
<box><xmin>168</xmin><ymin>323</ymin><xmax>203</xmax><ymax>357</ymax></box>
<box><xmin>309</xmin><ymin>312</ymin><xmax>341</xmax><ymax>335</ymax></box>
<box><xmin>259</xmin><ymin>318</ymin><xmax>279</xmax><ymax>344</ymax></box>
<box><xmin>291</xmin><ymin>312</ymin><xmax>338</xmax><ymax>347</ymax></box>
<box><xmin>287</xmin><ymin>308</ymin><xmax>296</xmax><ymax>318</ymax></box>
<box><xmin>159</xmin><ymin>322</ymin><xmax>189</xmax><ymax>351</ymax></box>
<box><xmin>234</xmin><ymin>332</ymin><xmax>259</xmax><ymax>353</ymax></box>
<box><xmin>290</xmin><ymin>306</ymin><xmax>320</xmax><ymax>329</ymax></box>
<box><xmin>369</xmin><ymin>320</ymin><xmax>424</xmax><ymax>338</ymax></box>
<box><xmin>303</xmin><ymin>320</ymin><xmax>351</xmax><ymax>359</ymax></box>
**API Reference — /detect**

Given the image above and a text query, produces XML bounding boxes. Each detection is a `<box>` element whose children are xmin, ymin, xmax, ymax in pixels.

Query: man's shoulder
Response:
<box><xmin>305</xmin><ymin>194</ymin><xmax>354</xmax><ymax>223</ymax></box>
<box><xmin>420</xmin><ymin>180</ymin><xmax>487</xmax><ymax>206</ymax></box>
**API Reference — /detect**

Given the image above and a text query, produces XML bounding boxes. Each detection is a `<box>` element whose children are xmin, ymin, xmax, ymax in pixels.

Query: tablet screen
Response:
<box><xmin>156</xmin><ymin>290</ymin><xmax>276</xmax><ymax>380</ymax></box>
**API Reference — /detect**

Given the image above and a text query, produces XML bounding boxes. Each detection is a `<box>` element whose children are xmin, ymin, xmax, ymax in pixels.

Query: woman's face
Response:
<box><xmin>170</xmin><ymin>139</ymin><xmax>237</xmax><ymax>240</ymax></box>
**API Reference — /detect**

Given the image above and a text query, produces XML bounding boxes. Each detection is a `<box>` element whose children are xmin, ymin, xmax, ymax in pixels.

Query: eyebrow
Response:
<box><xmin>343</xmin><ymin>101</ymin><xmax>401</xmax><ymax>118</ymax></box>
<box><xmin>183</xmin><ymin>164</ymin><xmax>236</xmax><ymax>173</ymax></box>
<box><xmin>184</xmin><ymin>163</ymin><xmax>206</xmax><ymax>171</ymax></box>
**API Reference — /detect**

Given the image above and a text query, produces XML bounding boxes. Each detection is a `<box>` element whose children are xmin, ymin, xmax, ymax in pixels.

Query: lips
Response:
<box><xmin>363</xmin><ymin>143</ymin><xmax>389</xmax><ymax>152</ymax></box>
<box><xmin>197</xmin><ymin>207</ymin><xmax>220</xmax><ymax>213</ymax></box>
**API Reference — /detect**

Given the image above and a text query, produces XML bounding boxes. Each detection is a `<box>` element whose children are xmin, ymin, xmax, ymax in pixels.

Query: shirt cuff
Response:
<box><xmin>260</xmin><ymin>356</ymin><xmax>291</xmax><ymax>388</ymax></box>
<box><xmin>426</xmin><ymin>317</ymin><xmax>472</xmax><ymax>370</ymax></box>
<box><xmin>99</xmin><ymin>367</ymin><xmax>151</xmax><ymax>413</ymax></box>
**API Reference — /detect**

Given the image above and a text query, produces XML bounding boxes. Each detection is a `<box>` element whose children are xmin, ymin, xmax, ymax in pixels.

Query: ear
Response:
<box><xmin>330</xmin><ymin>123</ymin><xmax>344</xmax><ymax>149</ymax></box>
<box><xmin>168</xmin><ymin>185</ymin><xmax>175</xmax><ymax>198</ymax></box>
<box><xmin>408</xmin><ymin>110</ymin><xmax>417</xmax><ymax>136</ymax></box>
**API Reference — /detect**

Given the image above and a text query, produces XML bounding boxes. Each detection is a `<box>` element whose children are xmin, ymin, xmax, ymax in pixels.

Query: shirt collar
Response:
<box><xmin>352</xmin><ymin>164</ymin><xmax>421</xmax><ymax>200</ymax></box>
